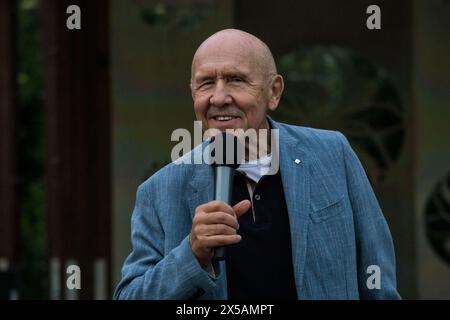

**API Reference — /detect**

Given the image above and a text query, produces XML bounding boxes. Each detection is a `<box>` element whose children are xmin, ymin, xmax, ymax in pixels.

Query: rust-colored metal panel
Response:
<box><xmin>41</xmin><ymin>0</ymin><xmax>111</xmax><ymax>299</ymax></box>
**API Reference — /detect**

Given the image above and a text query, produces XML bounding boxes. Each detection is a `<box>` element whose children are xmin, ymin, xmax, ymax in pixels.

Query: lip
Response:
<box><xmin>208</xmin><ymin>116</ymin><xmax>242</xmax><ymax>130</ymax></box>
<box><xmin>208</xmin><ymin>114</ymin><xmax>241</xmax><ymax>120</ymax></box>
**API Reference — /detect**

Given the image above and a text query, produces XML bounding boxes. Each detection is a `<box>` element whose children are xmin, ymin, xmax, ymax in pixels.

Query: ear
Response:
<box><xmin>267</xmin><ymin>74</ymin><xmax>284</xmax><ymax>112</ymax></box>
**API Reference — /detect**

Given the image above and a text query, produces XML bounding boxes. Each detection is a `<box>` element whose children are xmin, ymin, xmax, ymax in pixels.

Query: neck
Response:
<box><xmin>244</xmin><ymin>117</ymin><xmax>272</xmax><ymax>162</ymax></box>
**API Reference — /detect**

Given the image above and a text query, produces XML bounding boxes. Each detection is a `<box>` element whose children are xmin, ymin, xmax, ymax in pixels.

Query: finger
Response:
<box><xmin>233</xmin><ymin>199</ymin><xmax>251</xmax><ymax>218</ymax></box>
<box><xmin>202</xmin><ymin>234</ymin><xmax>242</xmax><ymax>248</ymax></box>
<box><xmin>201</xmin><ymin>200</ymin><xmax>234</xmax><ymax>216</ymax></box>
<box><xmin>202</xmin><ymin>224</ymin><xmax>237</xmax><ymax>236</ymax></box>
<box><xmin>199</xmin><ymin>212</ymin><xmax>239</xmax><ymax>229</ymax></box>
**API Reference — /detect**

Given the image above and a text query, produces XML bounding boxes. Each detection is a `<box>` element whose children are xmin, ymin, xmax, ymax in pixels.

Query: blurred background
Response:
<box><xmin>0</xmin><ymin>0</ymin><xmax>449</xmax><ymax>299</ymax></box>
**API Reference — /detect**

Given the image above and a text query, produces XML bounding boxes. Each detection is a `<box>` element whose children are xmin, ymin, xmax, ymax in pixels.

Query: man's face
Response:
<box><xmin>191</xmin><ymin>37</ymin><xmax>276</xmax><ymax>133</ymax></box>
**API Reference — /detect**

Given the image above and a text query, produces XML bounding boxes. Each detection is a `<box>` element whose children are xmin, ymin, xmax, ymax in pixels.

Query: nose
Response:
<box><xmin>209</xmin><ymin>80</ymin><xmax>232</xmax><ymax>107</ymax></box>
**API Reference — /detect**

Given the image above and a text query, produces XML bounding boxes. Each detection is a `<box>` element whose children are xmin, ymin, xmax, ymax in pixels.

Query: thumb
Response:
<box><xmin>232</xmin><ymin>199</ymin><xmax>251</xmax><ymax>218</ymax></box>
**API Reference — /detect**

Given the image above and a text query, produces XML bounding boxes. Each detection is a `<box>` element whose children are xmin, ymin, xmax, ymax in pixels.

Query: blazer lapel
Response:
<box><xmin>187</xmin><ymin>163</ymin><xmax>214</xmax><ymax>220</ymax></box>
<box><xmin>272</xmin><ymin>120</ymin><xmax>310</xmax><ymax>297</ymax></box>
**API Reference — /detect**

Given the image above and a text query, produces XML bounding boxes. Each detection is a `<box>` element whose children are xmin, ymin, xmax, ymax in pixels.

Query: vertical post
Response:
<box><xmin>41</xmin><ymin>0</ymin><xmax>111</xmax><ymax>299</ymax></box>
<box><xmin>0</xmin><ymin>0</ymin><xmax>19</xmax><ymax>300</ymax></box>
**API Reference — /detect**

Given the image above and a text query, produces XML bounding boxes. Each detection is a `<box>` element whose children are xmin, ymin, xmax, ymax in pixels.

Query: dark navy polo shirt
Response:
<box><xmin>226</xmin><ymin>170</ymin><xmax>298</xmax><ymax>300</ymax></box>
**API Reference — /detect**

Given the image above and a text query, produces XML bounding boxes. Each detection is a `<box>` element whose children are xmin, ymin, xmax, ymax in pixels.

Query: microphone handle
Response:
<box><xmin>213</xmin><ymin>166</ymin><xmax>235</xmax><ymax>261</ymax></box>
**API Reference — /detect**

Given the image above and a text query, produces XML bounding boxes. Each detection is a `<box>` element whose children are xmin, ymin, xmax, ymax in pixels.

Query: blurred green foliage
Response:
<box><xmin>138</xmin><ymin>1</ymin><xmax>213</xmax><ymax>32</ymax></box>
<box><xmin>16</xmin><ymin>0</ymin><xmax>48</xmax><ymax>299</ymax></box>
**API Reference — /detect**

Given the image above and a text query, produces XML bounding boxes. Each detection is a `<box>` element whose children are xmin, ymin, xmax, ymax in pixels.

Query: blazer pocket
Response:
<box><xmin>310</xmin><ymin>195</ymin><xmax>345</xmax><ymax>223</ymax></box>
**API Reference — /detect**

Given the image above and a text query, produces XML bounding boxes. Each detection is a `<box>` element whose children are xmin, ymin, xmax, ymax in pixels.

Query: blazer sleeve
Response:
<box><xmin>113</xmin><ymin>181</ymin><xmax>218</xmax><ymax>299</ymax></box>
<box><xmin>339</xmin><ymin>133</ymin><xmax>401</xmax><ymax>300</ymax></box>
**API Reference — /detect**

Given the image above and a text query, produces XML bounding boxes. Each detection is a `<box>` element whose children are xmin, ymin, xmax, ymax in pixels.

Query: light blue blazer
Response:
<box><xmin>114</xmin><ymin>118</ymin><xmax>401</xmax><ymax>300</ymax></box>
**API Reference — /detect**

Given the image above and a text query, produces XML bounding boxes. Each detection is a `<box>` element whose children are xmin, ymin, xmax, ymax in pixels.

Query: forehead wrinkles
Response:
<box><xmin>194</xmin><ymin>53</ymin><xmax>251</xmax><ymax>77</ymax></box>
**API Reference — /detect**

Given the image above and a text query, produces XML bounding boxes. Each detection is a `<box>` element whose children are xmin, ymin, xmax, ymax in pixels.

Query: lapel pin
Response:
<box><xmin>294</xmin><ymin>159</ymin><xmax>301</xmax><ymax>164</ymax></box>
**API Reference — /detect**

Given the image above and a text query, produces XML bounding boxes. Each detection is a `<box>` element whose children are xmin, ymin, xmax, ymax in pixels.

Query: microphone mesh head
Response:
<box><xmin>209</xmin><ymin>132</ymin><xmax>243</xmax><ymax>168</ymax></box>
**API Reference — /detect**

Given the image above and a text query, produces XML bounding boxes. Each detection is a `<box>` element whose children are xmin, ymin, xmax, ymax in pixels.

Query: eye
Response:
<box><xmin>230</xmin><ymin>76</ymin><xmax>243</xmax><ymax>82</ymax></box>
<box><xmin>198</xmin><ymin>81</ymin><xmax>213</xmax><ymax>89</ymax></box>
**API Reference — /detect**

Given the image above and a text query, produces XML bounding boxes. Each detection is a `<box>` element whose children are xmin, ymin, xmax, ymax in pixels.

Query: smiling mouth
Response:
<box><xmin>211</xmin><ymin>116</ymin><xmax>239</xmax><ymax>121</ymax></box>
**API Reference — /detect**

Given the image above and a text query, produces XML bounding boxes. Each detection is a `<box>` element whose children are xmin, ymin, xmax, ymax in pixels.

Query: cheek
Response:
<box><xmin>193</xmin><ymin>97</ymin><xmax>208</xmax><ymax>118</ymax></box>
<box><xmin>237</xmin><ymin>94</ymin><xmax>265</xmax><ymax>115</ymax></box>
<box><xmin>240</xmin><ymin>97</ymin><xmax>268</xmax><ymax>126</ymax></box>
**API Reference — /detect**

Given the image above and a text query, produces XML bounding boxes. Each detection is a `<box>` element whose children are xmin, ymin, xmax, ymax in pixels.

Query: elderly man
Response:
<box><xmin>114</xmin><ymin>29</ymin><xmax>401</xmax><ymax>300</ymax></box>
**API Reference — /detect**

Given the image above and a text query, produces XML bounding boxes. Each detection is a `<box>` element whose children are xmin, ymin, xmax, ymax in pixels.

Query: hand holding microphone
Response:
<box><xmin>189</xmin><ymin>199</ymin><xmax>251</xmax><ymax>267</ymax></box>
<box><xmin>189</xmin><ymin>132</ymin><xmax>250</xmax><ymax>266</ymax></box>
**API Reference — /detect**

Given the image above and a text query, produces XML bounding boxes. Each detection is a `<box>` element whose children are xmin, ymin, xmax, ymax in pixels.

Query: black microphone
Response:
<box><xmin>209</xmin><ymin>132</ymin><xmax>242</xmax><ymax>261</ymax></box>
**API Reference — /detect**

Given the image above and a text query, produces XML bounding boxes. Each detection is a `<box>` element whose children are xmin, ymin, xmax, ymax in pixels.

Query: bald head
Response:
<box><xmin>190</xmin><ymin>29</ymin><xmax>284</xmax><ymax>134</ymax></box>
<box><xmin>191</xmin><ymin>29</ymin><xmax>277</xmax><ymax>82</ymax></box>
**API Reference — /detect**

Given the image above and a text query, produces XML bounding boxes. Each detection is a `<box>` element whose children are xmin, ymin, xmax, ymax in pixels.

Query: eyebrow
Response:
<box><xmin>194</xmin><ymin>71</ymin><xmax>249</xmax><ymax>83</ymax></box>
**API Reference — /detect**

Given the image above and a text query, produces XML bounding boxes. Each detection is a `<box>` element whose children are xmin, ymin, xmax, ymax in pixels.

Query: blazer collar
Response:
<box><xmin>187</xmin><ymin>142</ymin><xmax>214</xmax><ymax>220</ymax></box>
